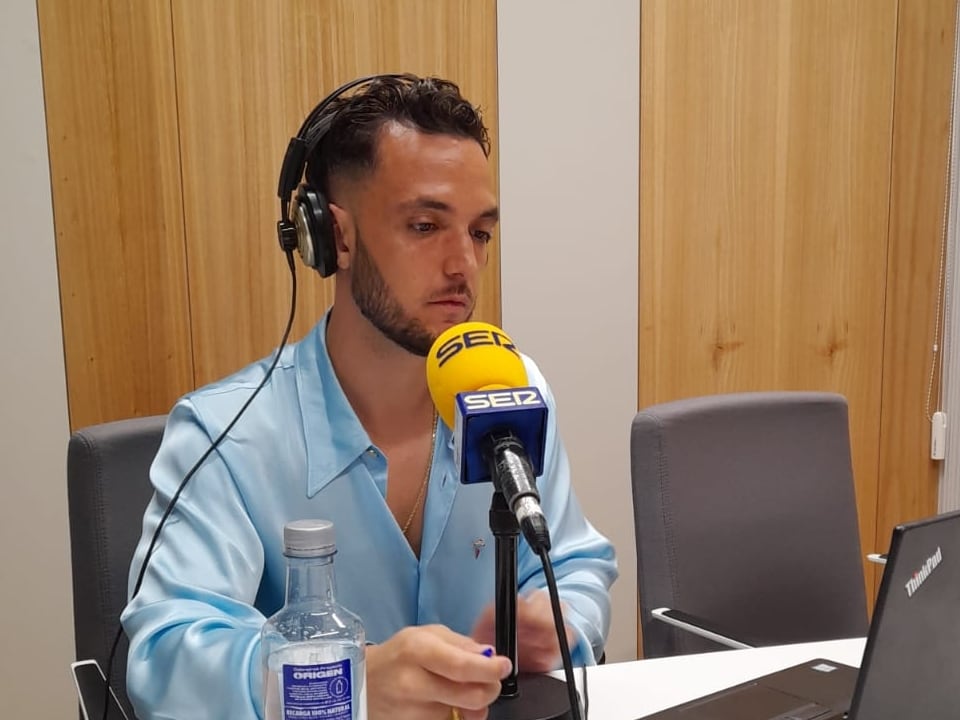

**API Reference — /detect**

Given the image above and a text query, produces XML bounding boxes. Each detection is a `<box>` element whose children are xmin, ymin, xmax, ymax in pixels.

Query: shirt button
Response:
<box><xmin>367</xmin><ymin>448</ymin><xmax>378</xmax><ymax>457</ymax></box>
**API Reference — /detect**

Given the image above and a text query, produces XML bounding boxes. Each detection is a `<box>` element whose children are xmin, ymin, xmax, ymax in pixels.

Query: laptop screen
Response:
<box><xmin>849</xmin><ymin>509</ymin><xmax>960</xmax><ymax>719</ymax></box>
<box><xmin>637</xmin><ymin>510</ymin><xmax>960</xmax><ymax>720</ymax></box>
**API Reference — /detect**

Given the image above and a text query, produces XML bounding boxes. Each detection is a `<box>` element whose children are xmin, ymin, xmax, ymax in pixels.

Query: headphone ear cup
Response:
<box><xmin>292</xmin><ymin>184</ymin><xmax>337</xmax><ymax>277</ymax></box>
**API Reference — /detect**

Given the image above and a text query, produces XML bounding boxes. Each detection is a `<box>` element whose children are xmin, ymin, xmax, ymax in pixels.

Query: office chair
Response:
<box><xmin>631</xmin><ymin>392</ymin><xmax>869</xmax><ymax>658</ymax></box>
<box><xmin>67</xmin><ymin>415</ymin><xmax>166</xmax><ymax>719</ymax></box>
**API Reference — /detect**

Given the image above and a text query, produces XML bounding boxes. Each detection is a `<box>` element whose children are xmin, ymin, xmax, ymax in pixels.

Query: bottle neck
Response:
<box><xmin>285</xmin><ymin>552</ymin><xmax>337</xmax><ymax>605</ymax></box>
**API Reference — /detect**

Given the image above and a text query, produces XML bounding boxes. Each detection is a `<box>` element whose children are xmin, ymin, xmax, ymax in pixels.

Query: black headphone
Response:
<box><xmin>276</xmin><ymin>73</ymin><xmax>407</xmax><ymax>277</ymax></box>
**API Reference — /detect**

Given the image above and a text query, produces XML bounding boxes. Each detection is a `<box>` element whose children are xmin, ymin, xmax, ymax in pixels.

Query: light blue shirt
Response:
<box><xmin>122</xmin><ymin>313</ymin><xmax>618</xmax><ymax>720</ymax></box>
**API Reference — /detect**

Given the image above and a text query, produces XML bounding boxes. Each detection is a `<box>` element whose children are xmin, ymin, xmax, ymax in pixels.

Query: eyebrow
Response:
<box><xmin>399</xmin><ymin>197</ymin><xmax>499</xmax><ymax>222</ymax></box>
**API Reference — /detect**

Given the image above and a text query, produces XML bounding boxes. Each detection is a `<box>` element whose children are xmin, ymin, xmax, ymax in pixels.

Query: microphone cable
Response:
<box><xmin>99</xmin><ymin>248</ymin><xmax>298</xmax><ymax>720</ymax></box>
<box><xmin>537</xmin><ymin>545</ymin><xmax>589</xmax><ymax>720</ymax></box>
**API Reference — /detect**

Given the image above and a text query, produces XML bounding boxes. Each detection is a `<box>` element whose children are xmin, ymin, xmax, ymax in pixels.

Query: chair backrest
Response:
<box><xmin>67</xmin><ymin>415</ymin><xmax>166</xmax><ymax>719</ymax></box>
<box><xmin>631</xmin><ymin>392</ymin><xmax>868</xmax><ymax>658</ymax></box>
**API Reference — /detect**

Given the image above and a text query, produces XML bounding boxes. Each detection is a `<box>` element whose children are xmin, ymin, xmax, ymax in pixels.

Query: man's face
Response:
<box><xmin>339</xmin><ymin>123</ymin><xmax>498</xmax><ymax>356</ymax></box>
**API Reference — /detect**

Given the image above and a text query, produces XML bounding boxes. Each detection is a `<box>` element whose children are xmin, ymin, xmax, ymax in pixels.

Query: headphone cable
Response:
<box><xmin>100</xmin><ymin>249</ymin><xmax>298</xmax><ymax>720</ymax></box>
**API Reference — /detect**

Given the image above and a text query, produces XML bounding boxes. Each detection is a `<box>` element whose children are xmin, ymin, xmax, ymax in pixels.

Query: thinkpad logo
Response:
<box><xmin>905</xmin><ymin>546</ymin><xmax>943</xmax><ymax>598</ymax></box>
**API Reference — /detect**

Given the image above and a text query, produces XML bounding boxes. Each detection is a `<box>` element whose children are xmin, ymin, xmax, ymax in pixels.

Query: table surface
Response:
<box><xmin>549</xmin><ymin>637</ymin><xmax>867</xmax><ymax>720</ymax></box>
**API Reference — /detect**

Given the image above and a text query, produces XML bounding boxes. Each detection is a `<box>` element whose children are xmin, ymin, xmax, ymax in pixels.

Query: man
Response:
<box><xmin>122</xmin><ymin>74</ymin><xmax>617</xmax><ymax>720</ymax></box>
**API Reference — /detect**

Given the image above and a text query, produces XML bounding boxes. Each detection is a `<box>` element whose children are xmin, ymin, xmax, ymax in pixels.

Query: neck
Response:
<box><xmin>326</xmin><ymin>300</ymin><xmax>435</xmax><ymax>442</ymax></box>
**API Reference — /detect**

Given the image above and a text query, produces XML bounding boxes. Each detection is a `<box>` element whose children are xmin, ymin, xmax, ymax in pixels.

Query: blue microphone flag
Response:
<box><xmin>453</xmin><ymin>387</ymin><xmax>548</xmax><ymax>484</ymax></box>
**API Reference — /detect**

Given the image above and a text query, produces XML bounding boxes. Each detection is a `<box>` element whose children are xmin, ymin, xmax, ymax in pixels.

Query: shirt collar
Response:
<box><xmin>296</xmin><ymin>311</ymin><xmax>374</xmax><ymax>497</ymax></box>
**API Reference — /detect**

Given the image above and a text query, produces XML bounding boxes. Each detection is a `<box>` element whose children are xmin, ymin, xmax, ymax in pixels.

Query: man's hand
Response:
<box><xmin>366</xmin><ymin>624</ymin><xmax>512</xmax><ymax>720</ymax></box>
<box><xmin>471</xmin><ymin>591</ymin><xmax>576</xmax><ymax>673</ymax></box>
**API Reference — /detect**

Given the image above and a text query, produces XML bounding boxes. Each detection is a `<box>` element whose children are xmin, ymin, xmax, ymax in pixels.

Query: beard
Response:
<box><xmin>351</xmin><ymin>232</ymin><xmax>472</xmax><ymax>356</ymax></box>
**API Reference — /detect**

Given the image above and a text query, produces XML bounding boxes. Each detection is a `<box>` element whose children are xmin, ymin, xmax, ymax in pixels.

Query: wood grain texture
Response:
<box><xmin>170</xmin><ymin>0</ymin><xmax>500</xmax><ymax>387</ymax></box>
<box><xmin>37</xmin><ymin>0</ymin><xmax>194</xmax><ymax>429</ymax></box>
<box><xmin>876</xmin><ymin>0</ymin><xmax>957</xmax><ymax>580</ymax></box>
<box><xmin>640</xmin><ymin>0</ymin><xmax>900</xmax><ymax>630</ymax></box>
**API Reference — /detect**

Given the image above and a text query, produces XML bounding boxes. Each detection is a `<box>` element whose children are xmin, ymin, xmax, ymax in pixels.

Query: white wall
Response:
<box><xmin>497</xmin><ymin>1</ymin><xmax>640</xmax><ymax>662</ymax></box>
<box><xmin>0</xmin><ymin>1</ymin><xmax>75</xmax><ymax>717</ymax></box>
<box><xmin>940</xmin><ymin>19</ymin><xmax>960</xmax><ymax>512</ymax></box>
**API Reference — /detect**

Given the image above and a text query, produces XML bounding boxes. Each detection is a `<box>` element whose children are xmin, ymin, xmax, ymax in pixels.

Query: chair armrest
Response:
<box><xmin>650</xmin><ymin>607</ymin><xmax>755</xmax><ymax>650</ymax></box>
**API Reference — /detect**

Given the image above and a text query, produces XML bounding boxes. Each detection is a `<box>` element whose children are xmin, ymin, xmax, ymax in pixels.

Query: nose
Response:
<box><xmin>442</xmin><ymin>229</ymin><xmax>484</xmax><ymax>279</ymax></box>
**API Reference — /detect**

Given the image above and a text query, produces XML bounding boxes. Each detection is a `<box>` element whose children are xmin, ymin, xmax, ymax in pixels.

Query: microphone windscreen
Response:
<box><xmin>426</xmin><ymin>321</ymin><xmax>528</xmax><ymax>429</ymax></box>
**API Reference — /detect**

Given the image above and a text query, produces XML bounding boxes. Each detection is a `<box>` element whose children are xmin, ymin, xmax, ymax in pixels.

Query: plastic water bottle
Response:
<box><xmin>262</xmin><ymin>520</ymin><xmax>367</xmax><ymax>720</ymax></box>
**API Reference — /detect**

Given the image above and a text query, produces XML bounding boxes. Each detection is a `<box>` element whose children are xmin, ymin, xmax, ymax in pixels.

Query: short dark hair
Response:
<box><xmin>304</xmin><ymin>74</ymin><xmax>490</xmax><ymax>197</ymax></box>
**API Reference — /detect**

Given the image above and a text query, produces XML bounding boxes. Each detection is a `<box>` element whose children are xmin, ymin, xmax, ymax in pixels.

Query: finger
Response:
<box><xmin>518</xmin><ymin>626</ymin><xmax>579</xmax><ymax>663</ymax></box>
<box><xmin>413</xmin><ymin>702</ymin><xmax>471</xmax><ymax>720</ymax></box>
<box><xmin>423</xmin><ymin>675</ymin><xmax>502</xmax><ymax>712</ymax></box>
<box><xmin>518</xmin><ymin>653</ymin><xmax>558</xmax><ymax>673</ymax></box>
<box><xmin>518</xmin><ymin>636</ymin><xmax>560</xmax><ymax>658</ymax></box>
<box><xmin>515</xmin><ymin>594</ymin><xmax>576</xmax><ymax>648</ymax></box>
<box><xmin>470</xmin><ymin>605</ymin><xmax>496</xmax><ymax>643</ymax></box>
<box><xmin>515</xmin><ymin>592</ymin><xmax>555</xmax><ymax>623</ymax></box>
<box><xmin>516</xmin><ymin>615</ymin><xmax>562</xmax><ymax>648</ymax></box>
<box><xmin>409</xmin><ymin>626</ymin><xmax>512</xmax><ymax>683</ymax></box>
<box><xmin>425</xmin><ymin>623</ymin><xmax>494</xmax><ymax>651</ymax></box>
<box><xmin>460</xmin><ymin>706</ymin><xmax>490</xmax><ymax>720</ymax></box>
<box><xmin>517</xmin><ymin>609</ymin><xmax>559</xmax><ymax>634</ymax></box>
<box><xmin>419</xmin><ymin>642</ymin><xmax>511</xmax><ymax>684</ymax></box>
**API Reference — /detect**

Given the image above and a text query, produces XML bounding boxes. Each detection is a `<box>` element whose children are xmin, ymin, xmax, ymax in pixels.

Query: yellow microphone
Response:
<box><xmin>426</xmin><ymin>321</ymin><xmax>551</xmax><ymax>552</ymax></box>
<box><xmin>426</xmin><ymin>322</ymin><xmax>529</xmax><ymax>430</ymax></box>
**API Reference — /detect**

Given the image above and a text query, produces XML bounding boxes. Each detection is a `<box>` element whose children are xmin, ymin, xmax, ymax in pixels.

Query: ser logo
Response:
<box><xmin>434</xmin><ymin>329</ymin><xmax>518</xmax><ymax>367</ymax></box>
<box><xmin>462</xmin><ymin>389</ymin><xmax>543</xmax><ymax>411</ymax></box>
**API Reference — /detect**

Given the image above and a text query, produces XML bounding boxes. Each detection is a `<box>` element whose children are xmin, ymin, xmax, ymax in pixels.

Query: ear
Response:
<box><xmin>327</xmin><ymin>203</ymin><xmax>354</xmax><ymax>271</ymax></box>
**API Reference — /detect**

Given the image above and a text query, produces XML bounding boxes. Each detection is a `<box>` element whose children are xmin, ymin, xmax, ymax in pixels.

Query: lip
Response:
<box><xmin>429</xmin><ymin>296</ymin><xmax>470</xmax><ymax>307</ymax></box>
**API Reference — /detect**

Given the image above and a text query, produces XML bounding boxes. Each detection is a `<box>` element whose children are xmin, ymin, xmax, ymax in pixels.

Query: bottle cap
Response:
<box><xmin>283</xmin><ymin>519</ymin><xmax>336</xmax><ymax>557</ymax></box>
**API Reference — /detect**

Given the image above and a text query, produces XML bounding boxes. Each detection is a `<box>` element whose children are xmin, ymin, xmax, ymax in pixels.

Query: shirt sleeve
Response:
<box><xmin>515</xmin><ymin>358</ymin><xmax>619</xmax><ymax>667</ymax></box>
<box><xmin>121</xmin><ymin>398</ymin><xmax>268</xmax><ymax>720</ymax></box>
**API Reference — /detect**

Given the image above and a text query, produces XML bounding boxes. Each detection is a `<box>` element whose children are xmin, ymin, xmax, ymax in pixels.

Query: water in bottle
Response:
<box><xmin>262</xmin><ymin>519</ymin><xmax>366</xmax><ymax>720</ymax></box>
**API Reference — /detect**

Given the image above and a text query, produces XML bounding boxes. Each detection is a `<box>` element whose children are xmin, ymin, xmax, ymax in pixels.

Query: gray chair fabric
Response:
<box><xmin>631</xmin><ymin>392</ymin><xmax>868</xmax><ymax>658</ymax></box>
<box><xmin>67</xmin><ymin>415</ymin><xmax>166</xmax><ymax>719</ymax></box>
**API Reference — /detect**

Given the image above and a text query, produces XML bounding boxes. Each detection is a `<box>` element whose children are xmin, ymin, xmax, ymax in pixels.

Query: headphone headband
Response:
<box><xmin>277</xmin><ymin>74</ymin><xmax>406</xmax><ymax>206</ymax></box>
<box><xmin>275</xmin><ymin>73</ymin><xmax>406</xmax><ymax>276</ymax></box>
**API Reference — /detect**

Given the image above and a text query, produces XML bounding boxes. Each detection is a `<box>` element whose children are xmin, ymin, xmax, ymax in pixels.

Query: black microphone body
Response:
<box><xmin>481</xmin><ymin>429</ymin><xmax>552</xmax><ymax>553</ymax></box>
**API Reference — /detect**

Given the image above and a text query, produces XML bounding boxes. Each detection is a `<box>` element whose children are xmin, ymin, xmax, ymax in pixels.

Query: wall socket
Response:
<box><xmin>931</xmin><ymin>411</ymin><xmax>947</xmax><ymax>461</ymax></box>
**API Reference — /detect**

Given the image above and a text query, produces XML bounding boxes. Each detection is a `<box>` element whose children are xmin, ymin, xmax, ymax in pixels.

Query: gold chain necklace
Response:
<box><xmin>401</xmin><ymin>412</ymin><xmax>439</xmax><ymax>537</ymax></box>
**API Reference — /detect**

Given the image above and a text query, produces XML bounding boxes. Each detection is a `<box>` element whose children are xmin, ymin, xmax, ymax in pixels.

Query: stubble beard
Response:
<box><xmin>351</xmin><ymin>233</ymin><xmax>450</xmax><ymax>357</ymax></box>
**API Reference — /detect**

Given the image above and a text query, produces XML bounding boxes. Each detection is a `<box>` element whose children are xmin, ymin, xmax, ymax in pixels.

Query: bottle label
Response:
<box><xmin>280</xmin><ymin>658</ymin><xmax>352</xmax><ymax>720</ymax></box>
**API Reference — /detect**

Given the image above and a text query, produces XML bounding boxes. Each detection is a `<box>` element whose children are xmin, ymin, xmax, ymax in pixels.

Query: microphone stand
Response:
<box><xmin>488</xmin><ymin>490</ymin><xmax>574</xmax><ymax>720</ymax></box>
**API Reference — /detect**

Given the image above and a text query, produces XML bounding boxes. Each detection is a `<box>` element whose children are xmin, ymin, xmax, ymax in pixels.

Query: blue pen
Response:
<box><xmin>481</xmin><ymin>647</ymin><xmax>494</xmax><ymax>658</ymax></box>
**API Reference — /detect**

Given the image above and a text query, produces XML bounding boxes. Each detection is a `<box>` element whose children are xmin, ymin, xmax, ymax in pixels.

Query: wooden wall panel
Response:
<box><xmin>641</xmin><ymin>0</ymin><xmax>898</xmax><ymax>598</ymax></box>
<box><xmin>37</xmin><ymin>0</ymin><xmax>194</xmax><ymax>429</ymax></box>
<box><xmin>170</xmin><ymin>0</ymin><xmax>501</xmax><ymax>387</ymax></box>
<box><xmin>877</xmin><ymin>1</ymin><xmax>957</xmax><ymax>572</ymax></box>
<box><xmin>38</xmin><ymin>0</ymin><xmax>499</xmax><ymax>428</ymax></box>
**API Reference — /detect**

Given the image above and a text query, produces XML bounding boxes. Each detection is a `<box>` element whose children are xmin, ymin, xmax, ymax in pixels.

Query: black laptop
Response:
<box><xmin>641</xmin><ymin>509</ymin><xmax>960</xmax><ymax>720</ymax></box>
